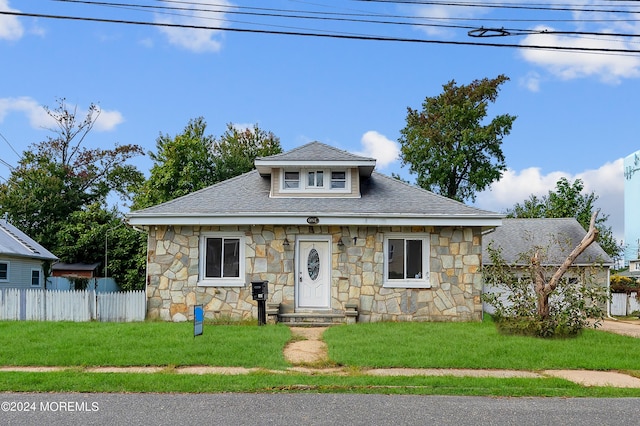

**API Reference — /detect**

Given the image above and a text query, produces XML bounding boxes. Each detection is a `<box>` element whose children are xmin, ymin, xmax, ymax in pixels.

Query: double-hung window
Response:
<box><xmin>0</xmin><ymin>262</ymin><xmax>8</xmax><ymax>281</ymax></box>
<box><xmin>330</xmin><ymin>171</ymin><xmax>346</xmax><ymax>189</ymax></box>
<box><xmin>384</xmin><ymin>234</ymin><xmax>430</xmax><ymax>288</ymax></box>
<box><xmin>199</xmin><ymin>233</ymin><xmax>245</xmax><ymax>287</ymax></box>
<box><xmin>31</xmin><ymin>269</ymin><xmax>41</xmax><ymax>287</ymax></box>
<box><xmin>283</xmin><ymin>171</ymin><xmax>300</xmax><ymax>189</ymax></box>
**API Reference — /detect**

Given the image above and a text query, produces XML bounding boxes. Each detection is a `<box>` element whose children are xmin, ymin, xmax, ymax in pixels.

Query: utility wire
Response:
<box><xmin>5</xmin><ymin>10</ymin><xmax>640</xmax><ymax>55</ymax></box>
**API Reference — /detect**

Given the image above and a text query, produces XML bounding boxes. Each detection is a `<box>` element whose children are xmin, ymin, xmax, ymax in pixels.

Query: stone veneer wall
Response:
<box><xmin>145</xmin><ymin>225</ymin><xmax>483</xmax><ymax>322</ymax></box>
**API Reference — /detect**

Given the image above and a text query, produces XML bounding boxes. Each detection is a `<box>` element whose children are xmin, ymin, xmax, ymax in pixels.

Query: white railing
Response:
<box><xmin>0</xmin><ymin>289</ymin><xmax>145</xmax><ymax>322</ymax></box>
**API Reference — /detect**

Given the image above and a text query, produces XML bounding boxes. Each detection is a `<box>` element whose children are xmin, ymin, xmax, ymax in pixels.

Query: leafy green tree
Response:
<box><xmin>213</xmin><ymin>123</ymin><xmax>282</xmax><ymax>182</ymax></box>
<box><xmin>133</xmin><ymin>120</ymin><xmax>282</xmax><ymax>209</ymax></box>
<box><xmin>506</xmin><ymin>177</ymin><xmax>620</xmax><ymax>259</ymax></box>
<box><xmin>399</xmin><ymin>75</ymin><xmax>516</xmax><ymax>202</ymax></box>
<box><xmin>0</xmin><ymin>98</ymin><xmax>145</xmax><ymax>289</ymax></box>
<box><xmin>132</xmin><ymin>117</ymin><xmax>216</xmax><ymax>209</ymax></box>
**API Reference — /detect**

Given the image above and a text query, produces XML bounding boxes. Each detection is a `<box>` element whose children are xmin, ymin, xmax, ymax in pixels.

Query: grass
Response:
<box><xmin>323</xmin><ymin>319</ymin><xmax>640</xmax><ymax>370</ymax></box>
<box><xmin>0</xmin><ymin>318</ymin><xmax>639</xmax><ymax>396</ymax></box>
<box><xmin>0</xmin><ymin>321</ymin><xmax>291</xmax><ymax>369</ymax></box>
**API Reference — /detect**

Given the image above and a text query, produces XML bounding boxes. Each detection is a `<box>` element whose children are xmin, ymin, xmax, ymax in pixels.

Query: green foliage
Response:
<box><xmin>482</xmin><ymin>243</ymin><xmax>609</xmax><ymax>338</ymax></box>
<box><xmin>398</xmin><ymin>75</ymin><xmax>516</xmax><ymax>202</ymax></box>
<box><xmin>506</xmin><ymin>177</ymin><xmax>621</xmax><ymax>259</ymax></box>
<box><xmin>610</xmin><ymin>274</ymin><xmax>639</xmax><ymax>293</ymax></box>
<box><xmin>213</xmin><ymin>123</ymin><xmax>282</xmax><ymax>182</ymax></box>
<box><xmin>0</xmin><ymin>98</ymin><xmax>145</xmax><ymax>289</ymax></box>
<box><xmin>132</xmin><ymin>119</ymin><xmax>282</xmax><ymax>210</ymax></box>
<box><xmin>132</xmin><ymin>117</ymin><xmax>217</xmax><ymax>209</ymax></box>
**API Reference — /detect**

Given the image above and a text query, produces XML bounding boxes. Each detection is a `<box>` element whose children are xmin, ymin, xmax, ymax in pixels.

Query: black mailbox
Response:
<box><xmin>251</xmin><ymin>280</ymin><xmax>268</xmax><ymax>301</ymax></box>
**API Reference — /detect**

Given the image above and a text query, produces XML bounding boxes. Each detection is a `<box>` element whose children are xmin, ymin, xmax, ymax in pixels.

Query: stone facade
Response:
<box><xmin>145</xmin><ymin>224</ymin><xmax>484</xmax><ymax>323</ymax></box>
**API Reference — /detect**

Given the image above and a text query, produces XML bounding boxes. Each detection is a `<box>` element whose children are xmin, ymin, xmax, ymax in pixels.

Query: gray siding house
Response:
<box><xmin>127</xmin><ymin>142</ymin><xmax>503</xmax><ymax>323</ymax></box>
<box><xmin>0</xmin><ymin>220</ymin><xmax>58</xmax><ymax>289</ymax></box>
<box><xmin>482</xmin><ymin>218</ymin><xmax>613</xmax><ymax>313</ymax></box>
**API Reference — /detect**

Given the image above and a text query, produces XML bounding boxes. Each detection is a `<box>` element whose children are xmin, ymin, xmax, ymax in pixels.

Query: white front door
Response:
<box><xmin>296</xmin><ymin>238</ymin><xmax>331</xmax><ymax>309</ymax></box>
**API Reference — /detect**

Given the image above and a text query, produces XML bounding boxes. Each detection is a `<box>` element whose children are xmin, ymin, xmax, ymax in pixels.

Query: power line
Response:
<box><xmin>4</xmin><ymin>10</ymin><xmax>640</xmax><ymax>55</ymax></box>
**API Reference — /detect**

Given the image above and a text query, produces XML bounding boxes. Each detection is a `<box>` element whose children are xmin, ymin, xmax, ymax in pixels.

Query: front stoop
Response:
<box><xmin>267</xmin><ymin>303</ymin><xmax>359</xmax><ymax>326</ymax></box>
<box><xmin>278</xmin><ymin>312</ymin><xmax>347</xmax><ymax>327</ymax></box>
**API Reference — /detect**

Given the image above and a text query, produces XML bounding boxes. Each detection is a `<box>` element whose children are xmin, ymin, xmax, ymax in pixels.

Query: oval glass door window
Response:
<box><xmin>307</xmin><ymin>248</ymin><xmax>320</xmax><ymax>280</ymax></box>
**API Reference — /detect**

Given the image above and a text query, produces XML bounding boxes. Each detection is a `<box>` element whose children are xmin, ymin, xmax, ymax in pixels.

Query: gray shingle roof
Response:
<box><xmin>483</xmin><ymin>218</ymin><xmax>612</xmax><ymax>266</ymax></box>
<box><xmin>257</xmin><ymin>141</ymin><xmax>376</xmax><ymax>162</ymax></box>
<box><xmin>0</xmin><ymin>220</ymin><xmax>58</xmax><ymax>261</ymax></box>
<box><xmin>128</xmin><ymin>170</ymin><xmax>500</xmax><ymax>222</ymax></box>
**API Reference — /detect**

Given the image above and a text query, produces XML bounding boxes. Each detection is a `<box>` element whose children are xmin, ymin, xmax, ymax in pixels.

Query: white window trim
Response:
<box><xmin>30</xmin><ymin>268</ymin><xmax>42</xmax><ymax>287</ymax></box>
<box><xmin>280</xmin><ymin>168</ymin><xmax>351</xmax><ymax>194</ymax></box>
<box><xmin>198</xmin><ymin>232</ymin><xmax>246</xmax><ymax>287</ymax></box>
<box><xmin>0</xmin><ymin>261</ymin><xmax>9</xmax><ymax>282</ymax></box>
<box><xmin>383</xmin><ymin>233</ymin><xmax>431</xmax><ymax>289</ymax></box>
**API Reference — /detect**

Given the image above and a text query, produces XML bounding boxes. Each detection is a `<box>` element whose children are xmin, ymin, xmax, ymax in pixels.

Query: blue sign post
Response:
<box><xmin>194</xmin><ymin>305</ymin><xmax>203</xmax><ymax>337</ymax></box>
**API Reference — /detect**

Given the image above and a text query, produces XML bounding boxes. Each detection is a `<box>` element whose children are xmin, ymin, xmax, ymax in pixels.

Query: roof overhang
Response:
<box><xmin>127</xmin><ymin>212</ymin><xmax>503</xmax><ymax>228</ymax></box>
<box><xmin>255</xmin><ymin>160</ymin><xmax>376</xmax><ymax>177</ymax></box>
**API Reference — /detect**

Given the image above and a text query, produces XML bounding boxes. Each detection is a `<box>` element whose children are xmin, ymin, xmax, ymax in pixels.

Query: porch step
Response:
<box><xmin>278</xmin><ymin>312</ymin><xmax>346</xmax><ymax>326</ymax></box>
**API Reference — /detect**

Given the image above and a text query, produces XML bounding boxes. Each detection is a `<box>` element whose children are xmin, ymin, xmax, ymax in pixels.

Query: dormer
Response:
<box><xmin>255</xmin><ymin>142</ymin><xmax>376</xmax><ymax>198</ymax></box>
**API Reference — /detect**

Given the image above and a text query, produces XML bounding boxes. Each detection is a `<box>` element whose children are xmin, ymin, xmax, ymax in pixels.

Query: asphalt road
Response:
<box><xmin>1</xmin><ymin>393</ymin><xmax>639</xmax><ymax>426</ymax></box>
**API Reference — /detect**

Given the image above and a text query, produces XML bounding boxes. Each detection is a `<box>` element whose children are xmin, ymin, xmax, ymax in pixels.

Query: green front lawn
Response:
<box><xmin>0</xmin><ymin>318</ymin><xmax>638</xmax><ymax>396</ymax></box>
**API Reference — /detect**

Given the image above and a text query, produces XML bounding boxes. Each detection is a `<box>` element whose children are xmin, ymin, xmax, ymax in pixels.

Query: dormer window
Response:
<box><xmin>307</xmin><ymin>171</ymin><xmax>324</xmax><ymax>187</ymax></box>
<box><xmin>284</xmin><ymin>171</ymin><xmax>300</xmax><ymax>189</ymax></box>
<box><xmin>280</xmin><ymin>168</ymin><xmax>350</xmax><ymax>195</ymax></box>
<box><xmin>331</xmin><ymin>171</ymin><xmax>346</xmax><ymax>189</ymax></box>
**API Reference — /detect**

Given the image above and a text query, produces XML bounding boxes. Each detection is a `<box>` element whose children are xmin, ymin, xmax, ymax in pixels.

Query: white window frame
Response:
<box><xmin>280</xmin><ymin>168</ymin><xmax>350</xmax><ymax>194</ymax></box>
<box><xmin>0</xmin><ymin>261</ymin><xmax>8</xmax><ymax>281</ymax></box>
<box><xmin>30</xmin><ymin>268</ymin><xmax>41</xmax><ymax>287</ymax></box>
<box><xmin>198</xmin><ymin>232</ymin><xmax>246</xmax><ymax>287</ymax></box>
<box><xmin>383</xmin><ymin>233</ymin><xmax>431</xmax><ymax>288</ymax></box>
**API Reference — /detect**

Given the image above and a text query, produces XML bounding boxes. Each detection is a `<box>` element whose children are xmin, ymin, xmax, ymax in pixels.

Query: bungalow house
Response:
<box><xmin>0</xmin><ymin>219</ymin><xmax>58</xmax><ymax>289</ymax></box>
<box><xmin>126</xmin><ymin>141</ymin><xmax>503</xmax><ymax>323</ymax></box>
<box><xmin>482</xmin><ymin>218</ymin><xmax>613</xmax><ymax>314</ymax></box>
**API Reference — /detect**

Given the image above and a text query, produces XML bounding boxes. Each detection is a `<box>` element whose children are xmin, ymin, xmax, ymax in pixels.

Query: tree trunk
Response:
<box><xmin>533</xmin><ymin>211</ymin><xmax>600</xmax><ymax>319</ymax></box>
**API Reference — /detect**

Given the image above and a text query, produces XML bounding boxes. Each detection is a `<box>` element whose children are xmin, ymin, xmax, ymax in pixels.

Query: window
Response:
<box><xmin>280</xmin><ymin>168</ymin><xmax>350</xmax><ymax>194</ymax></box>
<box><xmin>199</xmin><ymin>233</ymin><xmax>245</xmax><ymax>286</ymax></box>
<box><xmin>0</xmin><ymin>262</ymin><xmax>7</xmax><ymax>281</ymax></box>
<box><xmin>284</xmin><ymin>171</ymin><xmax>300</xmax><ymax>189</ymax></box>
<box><xmin>384</xmin><ymin>234</ymin><xmax>430</xmax><ymax>288</ymax></box>
<box><xmin>307</xmin><ymin>171</ymin><xmax>324</xmax><ymax>188</ymax></box>
<box><xmin>31</xmin><ymin>269</ymin><xmax>41</xmax><ymax>287</ymax></box>
<box><xmin>331</xmin><ymin>171</ymin><xmax>346</xmax><ymax>189</ymax></box>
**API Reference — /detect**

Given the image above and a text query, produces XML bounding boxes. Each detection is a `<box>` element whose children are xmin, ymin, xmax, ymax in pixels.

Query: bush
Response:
<box><xmin>482</xmin><ymin>243</ymin><xmax>608</xmax><ymax>338</ymax></box>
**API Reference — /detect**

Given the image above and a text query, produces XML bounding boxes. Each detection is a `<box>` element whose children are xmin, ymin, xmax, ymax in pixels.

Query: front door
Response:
<box><xmin>296</xmin><ymin>238</ymin><xmax>331</xmax><ymax>309</ymax></box>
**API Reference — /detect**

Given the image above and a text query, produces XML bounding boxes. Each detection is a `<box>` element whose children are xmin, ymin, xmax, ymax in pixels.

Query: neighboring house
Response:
<box><xmin>127</xmin><ymin>141</ymin><xmax>502</xmax><ymax>323</ymax></box>
<box><xmin>482</xmin><ymin>218</ymin><xmax>613</xmax><ymax>313</ymax></box>
<box><xmin>0</xmin><ymin>220</ymin><xmax>58</xmax><ymax>289</ymax></box>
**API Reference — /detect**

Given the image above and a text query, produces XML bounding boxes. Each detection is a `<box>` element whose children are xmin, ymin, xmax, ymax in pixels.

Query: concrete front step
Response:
<box><xmin>278</xmin><ymin>312</ymin><xmax>347</xmax><ymax>326</ymax></box>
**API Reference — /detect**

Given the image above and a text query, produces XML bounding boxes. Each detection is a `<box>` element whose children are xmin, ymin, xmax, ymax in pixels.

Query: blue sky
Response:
<box><xmin>0</xmin><ymin>0</ymin><xmax>637</xmax><ymax>246</ymax></box>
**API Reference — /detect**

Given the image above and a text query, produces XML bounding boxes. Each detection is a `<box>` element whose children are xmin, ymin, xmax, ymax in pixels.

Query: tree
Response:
<box><xmin>483</xmin><ymin>211</ymin><xmax>609</xmax><ymax>337</ymax></box>
<box><xmin>132</xmin><ymin>117</ymin><xmax>216</xmax><ymax>209</ymax></box>
<box><xmin>133</xmin><ymin>120</ymin><xmax>282</xmax><ymax>209</ymax></box>
<box><xmin>0</xmin><ymin>98</ymin><xmax>146</xmax><ymax>288</ymax></box>
<box><xmin>399</xmin><ymin>75</ymin><xmax>516</xmax><ymax>202</ymax></box>
<box><xmin>506</xmin><ymin>177</ymin><xmax>620</xmax><ymax>259</ymax></box>
<box><xmin>213</xmin><ymin>123</ymin><xmax>282</xmax><ymax>182</ymax></box>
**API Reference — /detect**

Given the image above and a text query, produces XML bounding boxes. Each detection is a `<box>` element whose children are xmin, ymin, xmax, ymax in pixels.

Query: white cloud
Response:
<box><xmin>156</xmin><ymin>0</ymin><xmax>232</xmax><ymax>53</ymax></box>
<box><xmin>93</xmin><ymin>107</ymin><xmax>124</xmax><ymax>131</ymax></box>
<box><xmin>474</xmin><ymin>159</ymin><xmax>625</xmax><ymax>241</ymax></box>
<box><xmin>0</xmin><ymin>97</ymin><xmax>123</xmax><ymax>132</ymax></box>
<box><xmin>0</xmin><ymin>0</ymin><xmax>23</xmax><ymax>40</ymax></box>
<box><xmin>520</xmin><ymin>26</ymin><xmax>640</xmax><ymax>84</ymax></box>
<box><xmin>355</xmin><ymin>131</ymin><xmax>400</xmax><ymax>169</ymax></box>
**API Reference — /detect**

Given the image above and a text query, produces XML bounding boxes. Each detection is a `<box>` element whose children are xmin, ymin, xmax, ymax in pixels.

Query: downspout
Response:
<box><xmin>128</xmin><ymin>222</ymin><xmax>149</xmax><ymax>318</ymax></box>
<box><xmin>606</xmin><ymin>266</ymin><xmax>617</xmax><ymax>320</ymax></box>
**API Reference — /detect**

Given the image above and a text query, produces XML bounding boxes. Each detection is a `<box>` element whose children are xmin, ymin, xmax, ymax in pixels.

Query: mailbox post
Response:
<box><xmin>251</xmin><ymin>281</ymin><xmax>268</xmax><ymax>326</ymax></box>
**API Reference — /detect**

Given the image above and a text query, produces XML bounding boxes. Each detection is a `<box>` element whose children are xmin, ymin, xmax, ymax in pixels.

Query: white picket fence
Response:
<box><xmin>610</xmin><ymin>292</ymin><xmax>640</xmax><ymax>316</ymax></box>
<box><xmin>0</xmin><ymin>289</ymin><xmax>146</xmax><ymax>322</ymax></box>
